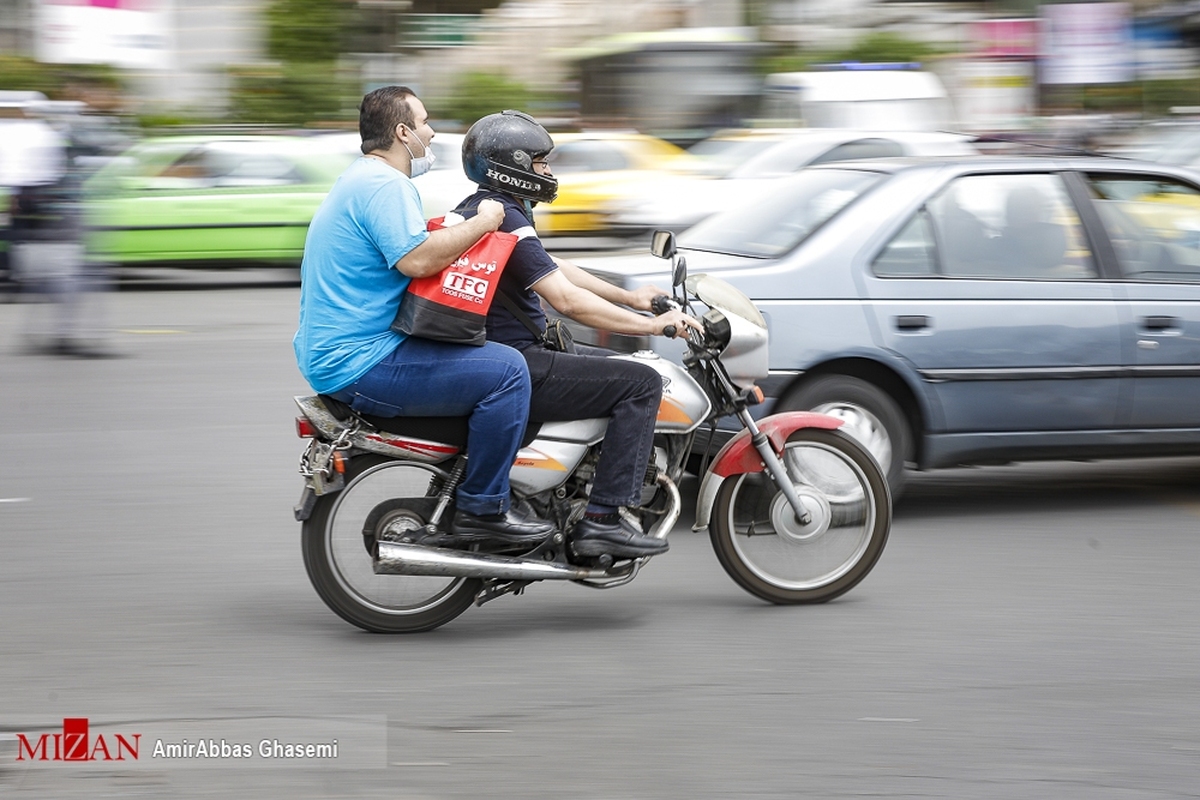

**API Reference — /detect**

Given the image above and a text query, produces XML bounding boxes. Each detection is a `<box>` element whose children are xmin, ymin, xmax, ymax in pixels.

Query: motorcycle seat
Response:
<box><xmin>317</xmin><ymin>394</ymin><xmax>541</xmax><ymax>448</ymax></box>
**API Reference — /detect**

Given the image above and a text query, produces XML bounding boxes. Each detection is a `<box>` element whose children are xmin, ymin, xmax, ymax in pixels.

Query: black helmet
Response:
<box><xmin>462</xmin><ymin>110</ymin><xmax>558</xmax><ymax>204</ymax></box>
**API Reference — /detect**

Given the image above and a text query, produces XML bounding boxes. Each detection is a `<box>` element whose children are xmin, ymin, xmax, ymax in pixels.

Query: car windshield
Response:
<box><xmin>686</xmin><ymin>136</ymin><xmax>787</xmax><ymax>177</ymax></box>
<box><xmin>726</xmin><ymin>139</ymin><xmax>847</xmax><ymax>179</ymax></box>
<box><xmin>679</xmin><ymin>168</ymin><xmax>886</xmax><ymax>257</ymax></box>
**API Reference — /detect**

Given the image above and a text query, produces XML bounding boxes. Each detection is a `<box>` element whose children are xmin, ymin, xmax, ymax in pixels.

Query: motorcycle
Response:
<box><xmin>291</xmin><ymin>230</ymin><xmax>891</xmax><ymax>633</ymax></box>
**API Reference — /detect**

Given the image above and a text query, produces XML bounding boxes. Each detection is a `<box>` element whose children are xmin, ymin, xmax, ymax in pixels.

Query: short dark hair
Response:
<box><xmin>359</xmin><ymin>86</ymin><xmax>418</xmax><ymax>155</ymax></box>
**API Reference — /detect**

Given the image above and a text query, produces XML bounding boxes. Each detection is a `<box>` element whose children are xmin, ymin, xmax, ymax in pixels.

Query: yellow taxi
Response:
<box><xmin>534</xmin><ymin>132</ymin><xmax>694</xmax><ymax>237</ymax></box>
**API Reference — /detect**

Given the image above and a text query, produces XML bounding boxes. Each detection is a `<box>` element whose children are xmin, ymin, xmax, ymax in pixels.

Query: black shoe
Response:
<box><xmin>449</xmin><ymin>509</ymin><xmax>555</xmax><ymax>548</ymax></box>
<box><xmin>570</xmin><ymin>516</ymin><xmax>669</xmax><ymax>559</ymax></box>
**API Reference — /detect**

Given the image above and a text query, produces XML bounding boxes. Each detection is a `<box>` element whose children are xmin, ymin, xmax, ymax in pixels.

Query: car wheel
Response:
<box><xmin>777</xmin><ymin>375</ymin><xmax>911</xmax><ymax>499</ymax></box>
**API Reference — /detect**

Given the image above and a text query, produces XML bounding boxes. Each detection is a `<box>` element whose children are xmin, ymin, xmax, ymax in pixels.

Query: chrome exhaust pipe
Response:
<box><xmin>647</xmin><ymin>473</ymin><xmax>681</xmax><ymax>540</ymax></box>
<box><xmin>374</xmin><ymin>473</ymin><xmax>682</xmax><ymax>582</ymax></box>
<box><xmin>374</xmin><ymin>542</ymin><xmax>613</xmax><ymax>581</ymax></box>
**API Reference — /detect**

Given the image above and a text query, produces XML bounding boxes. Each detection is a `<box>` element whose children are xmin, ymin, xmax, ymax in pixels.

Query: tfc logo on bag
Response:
<box><xmin>442</xmin><ymin>271</ymin><xmax>489</xmax><ymax>304</ymax></box>
<box><xmin>391</xmin><ymin>216</ymin><xmax>518</xmax><ymax>346</ymax></box>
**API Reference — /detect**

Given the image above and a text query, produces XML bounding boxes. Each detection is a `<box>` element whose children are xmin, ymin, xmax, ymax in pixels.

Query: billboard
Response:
<box><xmin>1040</xmin><ymin>2</ymin><xmax>1134</xmax><ymax>85</ymax></box>
<box><xmin>35</xmin><ymin>0</ymin><xmax>172</xmax><ymax>70</ymax></box>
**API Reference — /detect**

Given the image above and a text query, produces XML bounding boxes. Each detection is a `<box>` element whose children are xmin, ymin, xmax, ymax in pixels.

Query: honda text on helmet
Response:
<box><xmin>462</xmin><ymin>110</ymin><xmax>558</xmax><ymax>204</ymax></box>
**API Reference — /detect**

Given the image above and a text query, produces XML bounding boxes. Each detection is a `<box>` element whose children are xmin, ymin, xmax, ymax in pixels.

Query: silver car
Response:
<box><xmin>607</xmin><ymin>129</ymin><xmax>979</xmax><ymax>235</ymax></box>
<box><xmin>578</xmin><ymin>156</ymin><xmax>1200</xmax><ymax>496</ymax></box>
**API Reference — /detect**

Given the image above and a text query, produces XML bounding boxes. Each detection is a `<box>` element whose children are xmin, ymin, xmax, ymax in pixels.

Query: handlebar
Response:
<box><xmin>651</xmin><ymin>295</ymin><xmax>677</xmax><ymax>315</ymax></box>
<box><xmin>655</xmin><ymin>295</ymin><xmax>681</xmax><ymax>339</ymax></box>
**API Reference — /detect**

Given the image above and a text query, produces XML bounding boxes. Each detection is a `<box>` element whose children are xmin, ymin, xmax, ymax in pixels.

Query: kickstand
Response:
<box><xmin>474</xmin><ymin>580</ymin><xmax>533</xmax><ymax>607</ymax></box>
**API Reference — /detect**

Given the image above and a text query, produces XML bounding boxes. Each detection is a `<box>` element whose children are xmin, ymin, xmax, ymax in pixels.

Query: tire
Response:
<box><xmin>777</xmin><ymin>374</ymin><xmax>911</xmax><ymax>498</ymax></box>
<box><xmin>301</xmin><ymin>455</ymin><xmax>480</xmax><ymax>633</ymax></box>
<box><xmin>709</xmin><ymin>428</ymin><xmax>891</xmax><ymax>604</ymax></box>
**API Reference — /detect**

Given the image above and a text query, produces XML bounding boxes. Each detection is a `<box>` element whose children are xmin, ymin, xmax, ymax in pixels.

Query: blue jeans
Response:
<box><xmin>333</xmin><ymin>337</ymin><xmax>530</xmax><ymax>516</ymax></box>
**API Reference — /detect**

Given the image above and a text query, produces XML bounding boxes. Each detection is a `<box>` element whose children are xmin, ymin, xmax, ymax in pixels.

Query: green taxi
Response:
<box><xmin>85</xmin><ymin>134</ymin><xmax>361</xmax><ymax>266</ymax></box>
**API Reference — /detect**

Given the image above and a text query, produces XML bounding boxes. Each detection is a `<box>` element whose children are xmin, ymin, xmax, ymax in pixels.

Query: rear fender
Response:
<box><xmin>693</xmin><ymin>412</ymin><xmax>843</xmax><ymax>531</ymax></box>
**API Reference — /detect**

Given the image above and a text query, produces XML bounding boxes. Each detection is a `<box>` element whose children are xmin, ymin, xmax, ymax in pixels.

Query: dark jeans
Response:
<box><xmin>522</xmin><ymin>343</ymin><xmax>662</xmax><ymax>508</ymax></box>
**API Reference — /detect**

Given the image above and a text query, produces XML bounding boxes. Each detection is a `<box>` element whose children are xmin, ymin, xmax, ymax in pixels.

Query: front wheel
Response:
<box><xmin>777</xmin><ymin>375</ymin><xmax>911</xmax><ymax>498</ymax></box>
<box><xmin>709</xmin><ymin>428</ymin><xmax>891</xmax><ymax>605</ymax></box>
<box><xmin>301</xmin><ymin>456</ymin><xmax>480</xmax><ymax>633</ymax></box>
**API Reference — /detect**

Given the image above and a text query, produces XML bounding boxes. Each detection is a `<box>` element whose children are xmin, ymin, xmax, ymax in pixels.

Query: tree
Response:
<box><xmin>440</xmin><ymin>71</ymin><xmax>533</xmax><ymax>129</ymax></box>
<box><xmin>264</xmin><ymin>0</ymin><xmax>348</xmax><ymax>64</ymax></box>
<box><xmin>227</xmin><ymin>0</ymin><xmax>357</xmax><ymax>126</ymax></box>
<box><xmin>761</xmin><ymin>32</ymin><xmax>944</xmax><ymax>75</ymax></box>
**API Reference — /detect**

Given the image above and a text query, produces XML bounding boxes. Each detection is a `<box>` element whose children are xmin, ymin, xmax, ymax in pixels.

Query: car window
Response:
<box><xmin>1084</xmin><ymin>173</ymin><xmax>1200</xmax><ymax>282</ymax></box>
<box><xmin>680</xmin><ymin>168</ymin><xmax>884</xmax><ymax>258</ymax></box>
<box><xmin>548</xmin><ymin>142</ymin><xmax>627</xmax><ymax>173</ymax></box>
<box><xmin>809</xmin><ymin>139</ymin><xmax>905</xmax><ymax>166</ymax></box>
<box><xmin>145</xmin><ymin>145</ymin><xmax>304</xmax><ymax>189</ymax></box>
<box><xmin>918</xmin><ymin>173</ymin><xmax>1096</xmax><ymax>280</ymax></box>
<box><xmin>873</xmin><ymin>210</ymin><xmax>937</xmax><ymax>276</ymax></box>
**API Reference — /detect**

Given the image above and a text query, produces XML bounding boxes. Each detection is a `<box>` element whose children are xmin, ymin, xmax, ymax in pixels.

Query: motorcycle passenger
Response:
<box><xmin>294</xmin><ymin>87</ymin><xmax>553</xmax><ymax>548</ymax></box>
<box><xmin>456</xmin><ymin>110</ymin><xmax>702</xmax><ymax>560</ymax></box>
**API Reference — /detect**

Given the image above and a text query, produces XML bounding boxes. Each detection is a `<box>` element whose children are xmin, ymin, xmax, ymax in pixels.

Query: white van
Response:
<box><xmin>762</xmin><ymin>68</ymin><xmax>956</xmax><ymax>132</ymax></box>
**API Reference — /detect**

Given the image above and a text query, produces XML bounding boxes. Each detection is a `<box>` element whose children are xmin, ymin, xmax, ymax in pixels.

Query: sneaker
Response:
<box><xmin>569</xmin><ymin>515</ymin><xmax>669</xmax><ymax>559</ymax></box>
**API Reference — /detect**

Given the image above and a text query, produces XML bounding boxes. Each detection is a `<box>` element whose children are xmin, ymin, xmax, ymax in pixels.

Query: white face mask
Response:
<box><xmin>401</xmin><ymin>125</ymin><xmax>436</xmax><ymax>178</ymax></box>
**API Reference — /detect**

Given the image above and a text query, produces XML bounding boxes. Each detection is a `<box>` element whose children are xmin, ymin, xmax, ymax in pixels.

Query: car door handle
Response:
<box><xmin>1140</xmin><ymin>315</ymin><xmax>1178</xmax><ymax>331</ymax></box>
<box><xmin>895</xmin><ymin>314</ymin><xmax>930</xmax><ymax>331</ymax></box>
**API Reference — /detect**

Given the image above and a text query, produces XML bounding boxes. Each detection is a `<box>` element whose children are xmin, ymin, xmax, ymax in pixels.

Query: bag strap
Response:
<box><xmin>457</xmin><ymin>193</ymin><xmax>544</xmax><ymax>341</ymax></box>
<box><xmin>495</xmin><ymin>289</ymin><xmax>546</xmax><ymax>341</ymax></box>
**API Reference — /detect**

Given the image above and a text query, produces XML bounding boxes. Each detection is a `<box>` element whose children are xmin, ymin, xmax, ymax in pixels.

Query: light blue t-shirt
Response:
<box><xmin>294</xmin><ymin>158</ymin><xmax>429</xmax><ymax>394</ymax></box>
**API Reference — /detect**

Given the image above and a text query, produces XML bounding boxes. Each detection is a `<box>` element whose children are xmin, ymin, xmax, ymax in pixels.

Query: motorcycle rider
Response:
<box><xmin>294</xmin><ymin>87</ymin><xmax>554</xmax><ymax>548</ymax></box>
<box><xmin>455</xmin><ymin>110</ymin><xmax>701</xmax><ymax>560</ymax></box>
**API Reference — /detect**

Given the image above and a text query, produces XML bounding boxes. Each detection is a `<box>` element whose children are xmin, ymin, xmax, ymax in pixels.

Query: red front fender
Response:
<box><xmin>709</xmin><ymin>412</ymin><xmax>844</xmax><ymax>478</ymax></box>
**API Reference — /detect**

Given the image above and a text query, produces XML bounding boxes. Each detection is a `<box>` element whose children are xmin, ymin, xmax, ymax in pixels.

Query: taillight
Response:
<box><xmin>296</xmin><ymin>416</ymin><xmax>318</xmax><ymax>438</ymax></box>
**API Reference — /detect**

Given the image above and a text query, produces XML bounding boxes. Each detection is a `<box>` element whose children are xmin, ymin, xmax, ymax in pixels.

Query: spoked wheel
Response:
<box><xmin>301</xmin><ymin>456</ymin><xmax>480</xmax><ymax>633</ymax></box>
<box><xmin>709</xmin><ymin>428</ymin><xmax>891</xmax><ymax>604</ymax></box>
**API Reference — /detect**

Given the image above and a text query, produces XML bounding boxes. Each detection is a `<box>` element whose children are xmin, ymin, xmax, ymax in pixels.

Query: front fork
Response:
<box><xmin>700</xmin><ymin>359</ymin><xmax>814</xmax><ymax>528</ymax></box>
<box><xmin>692</xmin><ymin>410</ymin><xmax>846</xmax><ymax>532</ymax></box>
<box><xmin>734</xmin><ymin>407</ymin><xmax>812</xmax><ymax>527</ymax></box>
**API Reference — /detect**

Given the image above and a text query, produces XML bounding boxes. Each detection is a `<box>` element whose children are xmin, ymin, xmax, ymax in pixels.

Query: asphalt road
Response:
<box><xmin>2</xmin><ymin>276</ymin><xmax>1198</xmax><ymax>799</ymax></box>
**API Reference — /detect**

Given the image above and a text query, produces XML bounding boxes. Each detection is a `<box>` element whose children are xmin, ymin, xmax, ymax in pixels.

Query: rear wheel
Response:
<box><xmin>301</xmin><ymin>456</ymin><xmax>480</xmax><ymax>633</ymax></box>
<box><xmin>709</xmin><ymin>428</ymin><xmax>890</xmax><ymax>604</ymax></box>
<box><xmin>778</xmin><ymin>374</ymin><xmax>910</xmax><ymax>498</ymax></box>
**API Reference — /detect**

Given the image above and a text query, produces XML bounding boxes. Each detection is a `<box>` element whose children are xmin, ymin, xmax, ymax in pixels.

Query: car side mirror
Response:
<box><xmin>650</xmin><ymin>229</ymin><xmax>676</xmax><ymax>260</ymax></box>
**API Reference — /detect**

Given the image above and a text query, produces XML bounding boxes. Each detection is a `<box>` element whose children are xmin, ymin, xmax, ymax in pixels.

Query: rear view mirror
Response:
<box><xmin>650</xmin><ymin>230</ymin><xmax>676</xmax><ymax>260</ymax></box>
<box><xmin>673</xmin><ymin>256</ymin><xmax>688</xmax><ymax>289</ymax></box>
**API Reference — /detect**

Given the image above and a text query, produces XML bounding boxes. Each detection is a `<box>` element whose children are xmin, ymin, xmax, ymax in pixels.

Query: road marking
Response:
<box><xmin>858</xmin><ymin>717</ymin><xmax>920</xmax><ymax>723</ymax></box>
<box><xmin>0</xmin><ymin>497</ymin><xmax>31</xmax><ymax>504</ymax></box>
<box><xmin>454</xmin><ymin>729</ymin><xmax>512</xmax><ymax>733</ymax></box>
<box><xmin>118</xmin><ymin>329</ymin><xmax>190</xmax><ymax>335</ymax></box>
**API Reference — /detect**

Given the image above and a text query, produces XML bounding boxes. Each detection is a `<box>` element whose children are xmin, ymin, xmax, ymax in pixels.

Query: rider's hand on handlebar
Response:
<box><xmin>650</xmin><ymin>294</ymin><xmax>678</xmax><ymax>315</ymax></box>
<box><xmin>654</xmin><ymin>308</ymin><xmax>702</xmax><ymax>339</ymax></box>
<box><xmin>628</xmin><ymin>284</ymin><xmax>670</xmax><ymax>312</ymax></box>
